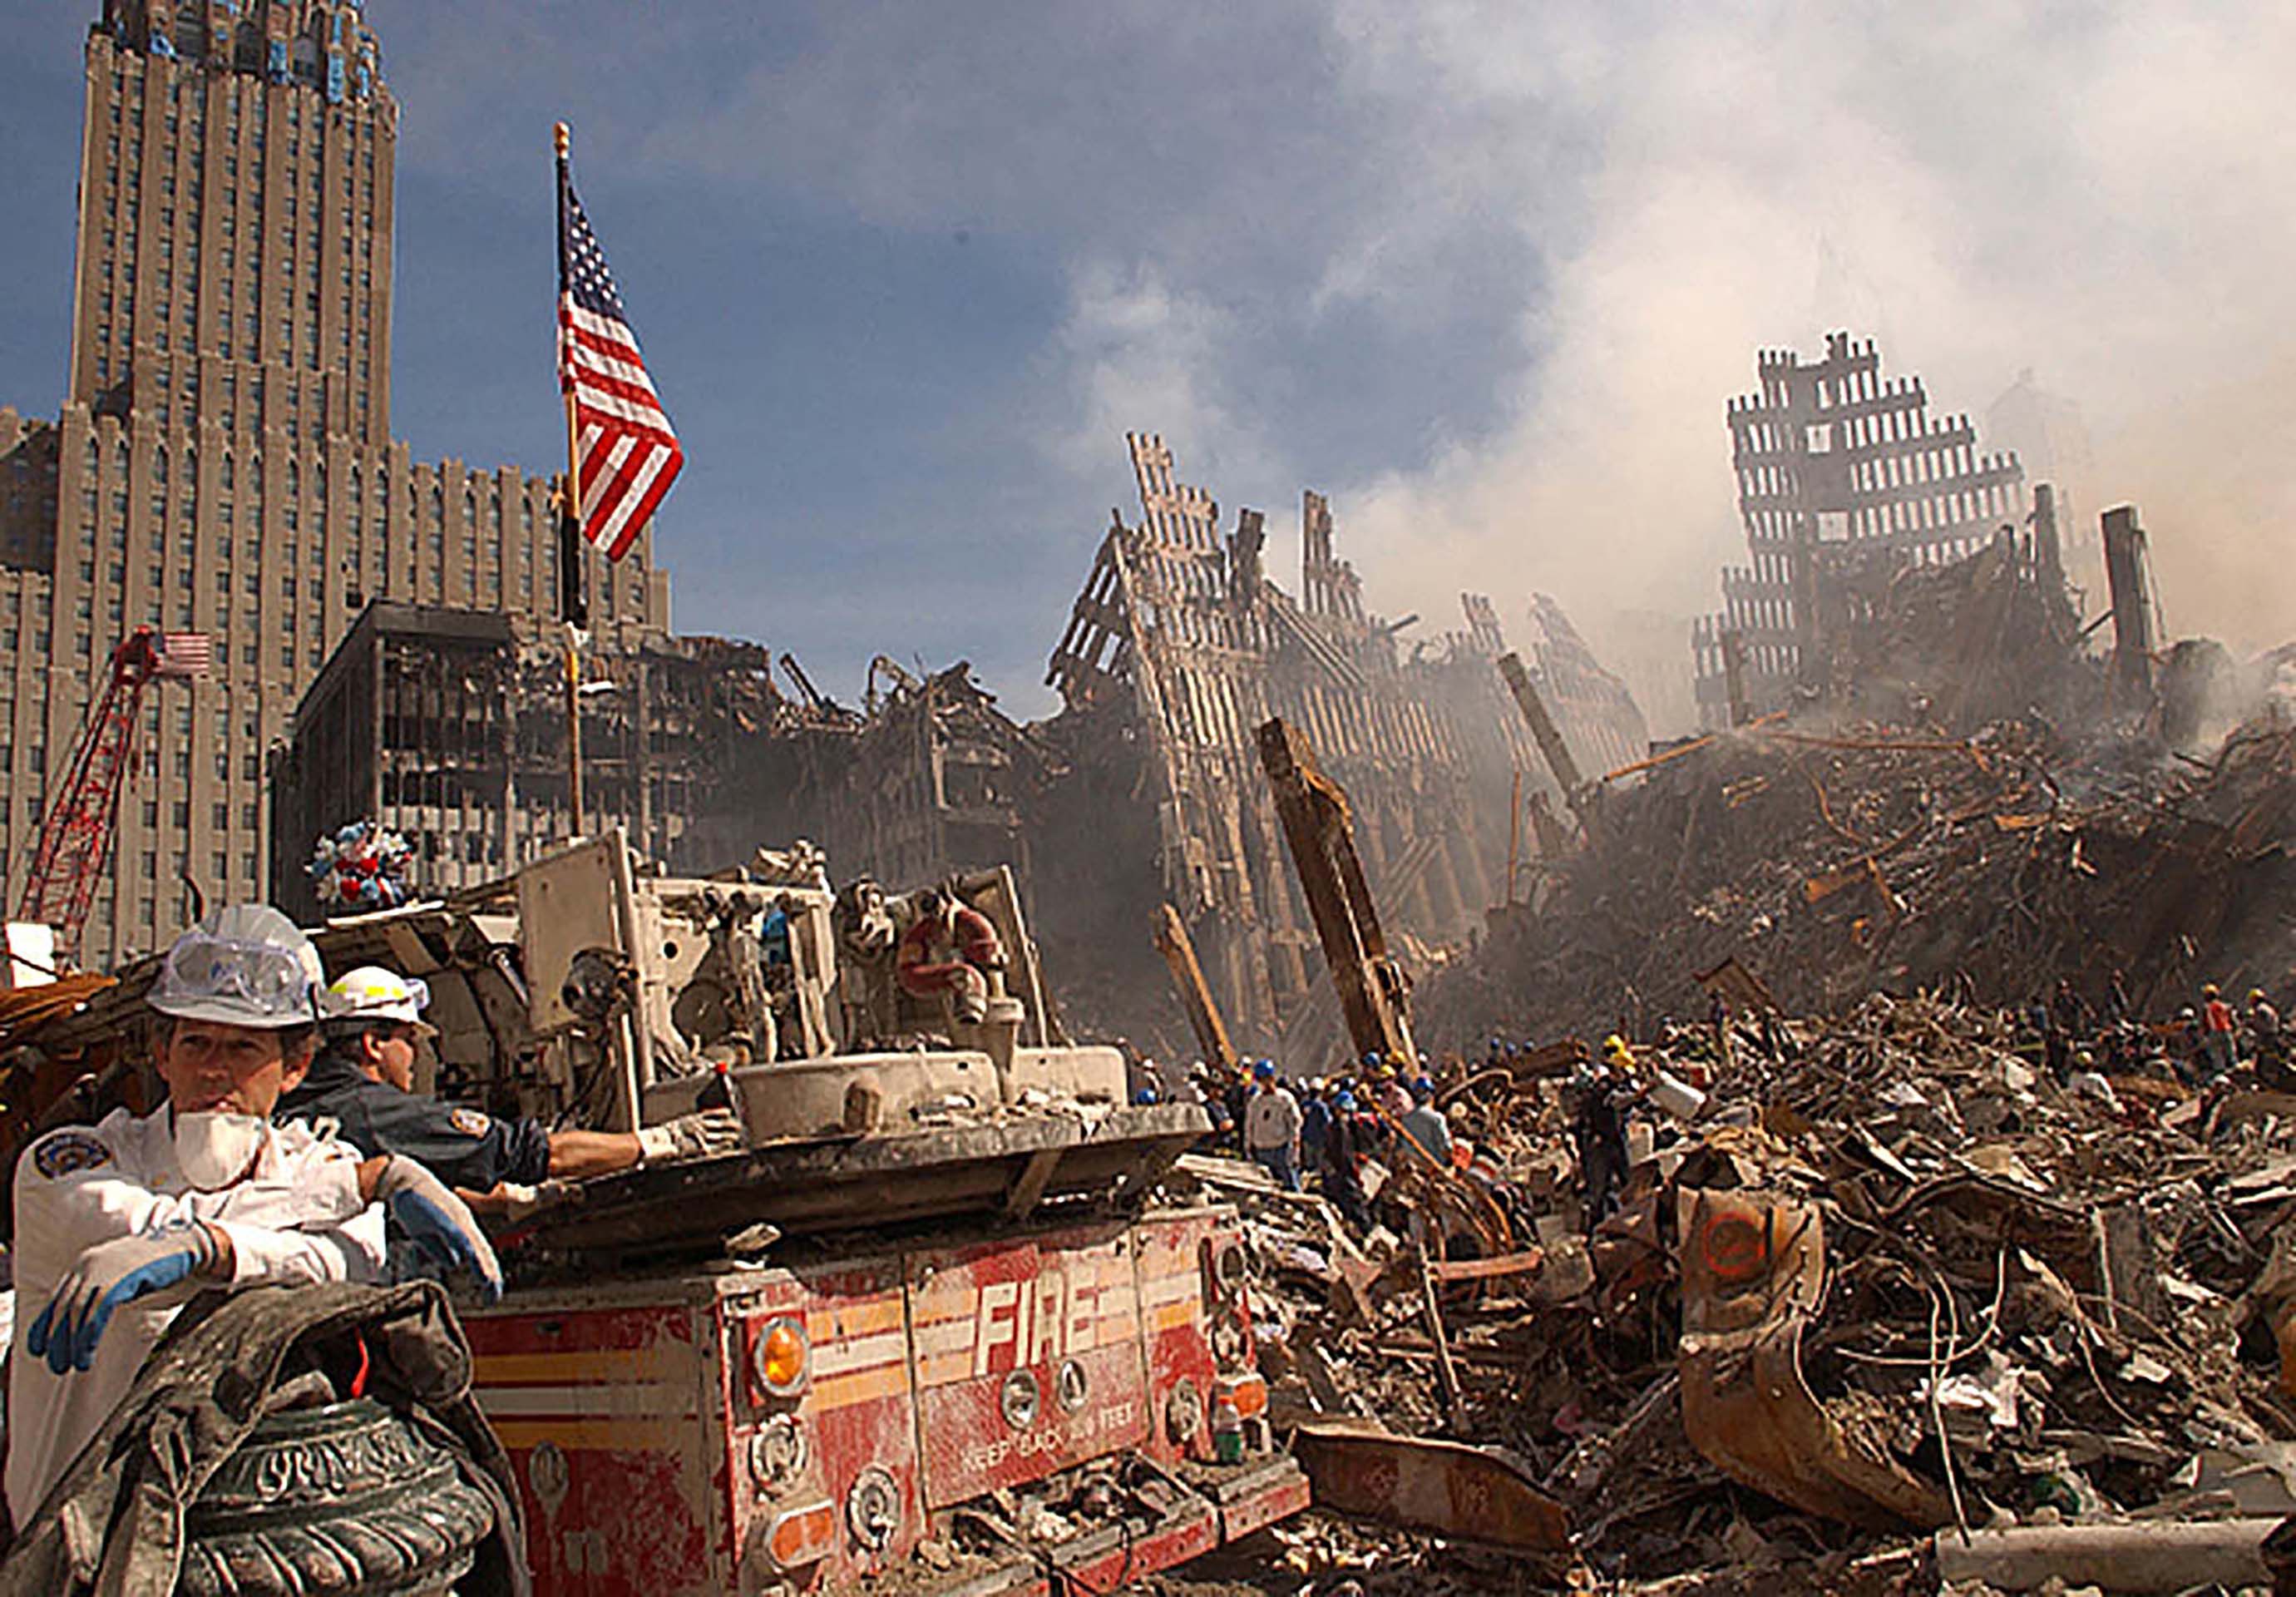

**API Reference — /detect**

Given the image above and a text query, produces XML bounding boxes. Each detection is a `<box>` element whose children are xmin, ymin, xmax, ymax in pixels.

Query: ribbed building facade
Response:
<box><xmin>1689</xmin><ymin>333</ymin><xmax>2024</xmax><ymax>727</ymax></box>
<box><xmin>2</xmin><ymin>0</ymin><xmax>669</xmax><ymax>963</ymax></box>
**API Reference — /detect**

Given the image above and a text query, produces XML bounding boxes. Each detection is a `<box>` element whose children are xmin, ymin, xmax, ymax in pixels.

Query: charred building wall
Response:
<box><xmin>269</xmin><ymin>602</ymin><xmax>797</xmax><ymax>919</ymax></box>
<box><xmin>783</xmin><ymin>661</ymin><xmax>1056</xmax><ymax>893</ymax></box>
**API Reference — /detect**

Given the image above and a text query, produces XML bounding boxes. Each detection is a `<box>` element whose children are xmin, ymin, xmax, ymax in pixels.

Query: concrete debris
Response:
<box><xmin>1428</xmin><ymin>684</ymin><xmax>2296</xmax><ymax>1056</ymax></box>
<box><xmin>1155</xmin><ymin>976</ymin><xmax>2296</xmax><ymax>1592</ymax></box>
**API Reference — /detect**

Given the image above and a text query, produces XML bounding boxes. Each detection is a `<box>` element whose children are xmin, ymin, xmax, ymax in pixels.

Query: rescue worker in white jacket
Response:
<box><xmin>5</xmin><ymin>905</ymin><xmax>501</xmax><ymax>1529</ymax></box>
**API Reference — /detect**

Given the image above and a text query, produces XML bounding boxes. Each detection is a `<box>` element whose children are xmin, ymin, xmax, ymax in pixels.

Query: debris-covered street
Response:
<box><xmin>1115</xmin><ymin>487</ymin><xmax>2296</xmax><ymax>1590</ymax></box>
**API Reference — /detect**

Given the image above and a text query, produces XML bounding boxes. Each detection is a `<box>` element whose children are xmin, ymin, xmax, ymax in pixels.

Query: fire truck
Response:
<box><xmin>307</xmin><ymin>833</ymin><xmax>1306</xmax><ymax>1595</ymax></box>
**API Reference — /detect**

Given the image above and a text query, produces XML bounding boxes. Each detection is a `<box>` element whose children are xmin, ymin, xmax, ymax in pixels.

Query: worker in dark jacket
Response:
<box><xmin>1320</xmin><ymin>1090</ymin><xmax>1370</xmax><ymax>1229</ymax></box>
<box><xmin>278</xmin><ymin>966</ymin><xmax>740</xmax><ymax>1212</ymax></box>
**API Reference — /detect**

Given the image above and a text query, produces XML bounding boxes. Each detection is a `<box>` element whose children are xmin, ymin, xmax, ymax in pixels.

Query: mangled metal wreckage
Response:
<box><xmin>1038</xmin><ymin>432</ymin><xmax>1647</xmax><ymax>1057</ymax></box>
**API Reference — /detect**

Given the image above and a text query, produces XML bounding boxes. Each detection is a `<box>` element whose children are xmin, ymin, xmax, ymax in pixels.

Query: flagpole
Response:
<box><xmin>555</xmin><ymin>121</ymin><xmax>588</xmax><ymax>841</ymax></box>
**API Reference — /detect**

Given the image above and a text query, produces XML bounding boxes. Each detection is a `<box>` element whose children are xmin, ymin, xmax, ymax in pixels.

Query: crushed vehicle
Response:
<box><xmin>1</xmin><ymin>831</ymin><xmax>1306</xmax><ymax>1596</ymax></box>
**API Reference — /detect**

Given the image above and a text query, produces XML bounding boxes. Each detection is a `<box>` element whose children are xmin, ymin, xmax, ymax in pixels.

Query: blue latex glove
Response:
<box><xmin>375</xmin><ymin>1155</ymin><xmax>503</xmax><ymax>1305</ymax></box>
<box><xmin>30</xmin><ymin>1222</ymin><xmax>218</xmax><ymax>1374</ymax></box>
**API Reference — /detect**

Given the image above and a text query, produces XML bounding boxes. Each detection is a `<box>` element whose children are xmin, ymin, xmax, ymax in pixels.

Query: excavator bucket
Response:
<box><xmin>1291</xmin><ymin>1421</ymin><xmax>1572</xmax><ymax>1553</ymax></box>
<box><xmin>1676</xmin><ymin>1186</ymin><xmax>1953</xmax><ymax>1530</ymax></box>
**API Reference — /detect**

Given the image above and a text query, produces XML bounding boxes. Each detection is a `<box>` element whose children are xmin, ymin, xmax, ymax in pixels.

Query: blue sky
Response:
<box><xmin>2</xmin><ymin>2</ymin><xmax>2292</xmax><ymax>729</ymax></box>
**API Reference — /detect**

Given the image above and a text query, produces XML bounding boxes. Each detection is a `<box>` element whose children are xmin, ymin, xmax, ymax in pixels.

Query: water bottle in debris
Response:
<box><xmin>1211</xmin><ymin>1395</ymin><xmax>1244</xmax><ymax>1464</ymax></box>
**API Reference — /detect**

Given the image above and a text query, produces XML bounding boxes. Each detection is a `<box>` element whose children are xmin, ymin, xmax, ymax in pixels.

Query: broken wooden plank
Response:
<box><xmin>1426</xmin><ymin>1248</ymin><xmax>1546</xmax><ymax>1284</ymax></box>
<box><xmin>1933</xmin><ymin>1518</ymin><xmax>2276</xmax><ymax>1592</ymax></box>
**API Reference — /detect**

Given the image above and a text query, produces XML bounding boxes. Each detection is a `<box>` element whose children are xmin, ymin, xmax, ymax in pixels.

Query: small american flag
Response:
<box><xmin>557</xmin><ymin>146</ymin><xmax>683</xmax><ymax>563</ymax></box>
<box><xmin>152</xmin><ymin>631</ymin><xmax>212</xmax><ymax>679</ymax></box>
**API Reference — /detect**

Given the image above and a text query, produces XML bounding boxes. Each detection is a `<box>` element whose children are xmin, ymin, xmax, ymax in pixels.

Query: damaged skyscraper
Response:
<box><xmin>269</xmin><ymin>604</ymin><xmax>789</xmax><ymax>917</ymax></box>
<box><xmin>1036</xmin><ymin>433</ymin><xmax>1648</xmax><ymax>1056</ymax></box>
<box><xmin>1691</xmin><ymin>333</ymin><xmax>2027</xmax><ymax>727</ymax></box>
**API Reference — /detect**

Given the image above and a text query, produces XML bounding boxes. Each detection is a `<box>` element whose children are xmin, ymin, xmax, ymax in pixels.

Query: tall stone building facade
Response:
<box><xmin>2</xmin><ymin>0</ymin><xmax>669</xmax><ymax>963</ymax></box>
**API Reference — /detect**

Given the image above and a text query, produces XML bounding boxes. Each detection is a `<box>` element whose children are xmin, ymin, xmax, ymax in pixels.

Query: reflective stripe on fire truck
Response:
<box><xmin>472</xmin><ymin>1346</ymin><xmax>700</xmax><ymax>1454</ymax></box>
<box><xmin>792</xmin><ymin>1301</ymin><xmax>909</xmax><ymax>1410</ymax></box>
<box><xmin>1140</xmin><ymin>1263</ymin><xmax>1202</xmax><ymax>1335</ymax></box>
<box><xmin>474</xmin><ymin>1347</ymin><xmax>683</xmax><ymax>1385</ymax></box>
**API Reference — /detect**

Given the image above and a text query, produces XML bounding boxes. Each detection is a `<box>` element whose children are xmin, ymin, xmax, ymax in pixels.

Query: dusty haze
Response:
<box><xmin>1309</xmin><ymin>3</ymin><xmax>2296</xmax><ymax>733</ymax></box>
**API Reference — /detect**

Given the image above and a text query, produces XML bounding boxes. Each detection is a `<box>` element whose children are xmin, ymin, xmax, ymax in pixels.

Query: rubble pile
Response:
<box><xmin>1174</xmin><ymin>993</ymin><xmax>2296</xmax><ymax>1594</ymax></box>
<box><xmin>1795</xmin><ymin>532</ymin><xmax>2093</xmax><ymax>736</ymax></box>
<box><xmin>1421</xmin><ymin>713</ymin><xmax>2296</xmax><ymax>1055</ymax></box>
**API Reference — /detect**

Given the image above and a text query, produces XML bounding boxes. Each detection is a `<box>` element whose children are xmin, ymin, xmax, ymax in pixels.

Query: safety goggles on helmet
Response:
<box><xmin>148</xmin><ymin>933</ymin><xmax>319</xmax><ymax>1027</ymax></box>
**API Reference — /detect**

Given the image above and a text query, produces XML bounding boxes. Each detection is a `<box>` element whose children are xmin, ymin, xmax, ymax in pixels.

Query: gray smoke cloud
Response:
<box><xmin>1315</xmin><ymin>2</ymin><xmax>2296</xmax><ymax>726</ymax></box>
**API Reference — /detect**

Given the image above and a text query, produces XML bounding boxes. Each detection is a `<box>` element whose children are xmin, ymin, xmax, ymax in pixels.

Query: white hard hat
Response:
<box><xmin>147</xmin><ymin>904</ymin><xmax>324</xmax><ymax>1029</ymax></box>
<box><xmin>322</xmin><ymin>966</ymin><xmax>437</xmax><ymax>1037</ymax></box>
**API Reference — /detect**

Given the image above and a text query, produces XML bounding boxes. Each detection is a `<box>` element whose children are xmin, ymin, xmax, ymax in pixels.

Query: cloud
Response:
<box><xmin>1314</xmin><ymin>2</ymin><xmax>2296</xmax><ymax>683</ymax></box>
<box><xmin>370</xmin><ymin>0</ymin><xmax>2296</xmax><ymax>709</ymax></box>
<box><xmin>1040</xmin><ymin>261</ymin><xmax>1295</xmax><ymax>509</ymax></box>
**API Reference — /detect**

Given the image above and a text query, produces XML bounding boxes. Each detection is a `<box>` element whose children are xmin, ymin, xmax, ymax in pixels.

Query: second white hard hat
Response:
<box><xmin>322</xmin><ymin>965</ymin><xmax>437</xmax><ymax>1037</ymax></box>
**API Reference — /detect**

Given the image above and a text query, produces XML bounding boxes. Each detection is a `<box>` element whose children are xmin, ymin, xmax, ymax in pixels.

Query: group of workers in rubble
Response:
<box><xmin>1133</xmin><ymin>1022</ymin><xmax>1702</xmax><ymax>1250</ymax></box>
<box><xmin>1</xmin><ymin>903</ymin><xmax>743</xmax><ymax>1537</ymax></box>
<box><xmin>1135</xmin><ymin>969</ymin><xmax>2296</xmax><ymax>1298</ymax></box>
<box><xmin>1138</xmin><ymin>1048</ymin><xmax>1494</xmax><ymax>1234</ymax></box>
<box><xmin>2018</xmin><ymin>973</ymin><xmax>2294</xmax><ymax>1111</ymax></box>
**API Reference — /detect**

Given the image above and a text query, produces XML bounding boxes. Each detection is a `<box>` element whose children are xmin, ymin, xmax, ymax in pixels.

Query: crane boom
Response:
<box><xmin>17</xmin><ymin>628</ymin><xmax>208</xmax><ymax>959</ymax></box>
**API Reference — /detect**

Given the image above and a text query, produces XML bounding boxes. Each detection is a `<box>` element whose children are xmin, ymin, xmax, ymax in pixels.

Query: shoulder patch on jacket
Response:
<box><xmin>32</xmin><ymin>1130</ymin><xmax>114</xmax><ymax>1179</ymax></box>
<box><xmin>448</xmin><ymin>1107</ymin><xmax>492</xmax><ymax>1138</ymax></box>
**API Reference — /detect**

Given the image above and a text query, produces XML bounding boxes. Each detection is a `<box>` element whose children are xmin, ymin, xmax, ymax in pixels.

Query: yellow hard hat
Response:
<box><xmin>1602</xmin><ymin>1034</ymin><xmax>1629</xmax><ymax>1056</ymax></box>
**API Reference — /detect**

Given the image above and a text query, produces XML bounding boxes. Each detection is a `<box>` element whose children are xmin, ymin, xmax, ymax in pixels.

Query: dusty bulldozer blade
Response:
<box><xmin>1676</xmin><ymin>1185</ymin><xmax>1954</xmax><ymax>1530</ymax></box>
<box><xmin>1291</xmin><ymin>1421</ymin><xmax>1572</xmax><ymax>1552</ymax></box>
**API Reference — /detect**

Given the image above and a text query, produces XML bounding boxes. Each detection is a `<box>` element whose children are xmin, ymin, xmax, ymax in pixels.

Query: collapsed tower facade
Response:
<box><xmin>1691</xmin><ymin>333</ymin><xmax>2026</xmax><ymax>726</ymax></box>
<box><xmin>1040</xmin><ymin>434</ymin><xmax>1647</xmax><ymax>1056</ymax></box>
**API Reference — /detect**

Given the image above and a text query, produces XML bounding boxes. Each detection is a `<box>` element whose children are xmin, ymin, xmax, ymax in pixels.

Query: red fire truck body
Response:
<box><xmin>0</xmin><ymin>836</ymin><xmax>1321</xmax><ymax>1589</ymax></box>
<box><xmin>466</xmin><ymin>1204</ymin><xmax>1306</xmax><ymax>1595</ymax></box>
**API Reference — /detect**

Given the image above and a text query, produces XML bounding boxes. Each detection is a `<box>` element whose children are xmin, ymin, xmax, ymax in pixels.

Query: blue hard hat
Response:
<box><xmin>1334</xmin><ymin>1091</ymin><xmax>1358</xmax><ymax>1111</ymax></box>
<box><xmin>1252</xmin><ymin>1058</ymin><xmax>1276</xmax><ymax>1080</ymax></box>
<box><xmin>1362</xmin><ymin>1051</ymin><xmax>1381</xmax><ymax>1067</ymax></box>
<box><xmin>1413</xmin><ymin>1076</ymin><xmax>1435</xmax><ymax>1096</ymax></box>
<box><xmin>1133</xmin><ymin>1086</ymin><xmax>1159</xmax><ymax>1105</ymax></box>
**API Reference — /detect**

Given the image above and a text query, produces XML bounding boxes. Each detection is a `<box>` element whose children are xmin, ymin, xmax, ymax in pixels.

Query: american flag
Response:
<box><xmin>151</xmin><ymin>631</ymin><xmax>212</xmax><ymax>679</ymax></box>
<box><xmin>557</xmin><ymin>151</ymin><xmax>683</xmax><ymax>563</ymax></box>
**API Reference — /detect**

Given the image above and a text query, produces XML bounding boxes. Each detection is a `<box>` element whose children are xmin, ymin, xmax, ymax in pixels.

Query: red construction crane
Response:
<box><xmin>17</xmin><ymin>628</ymin><xmax>210</xmax><ymax>960</ymax></box>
